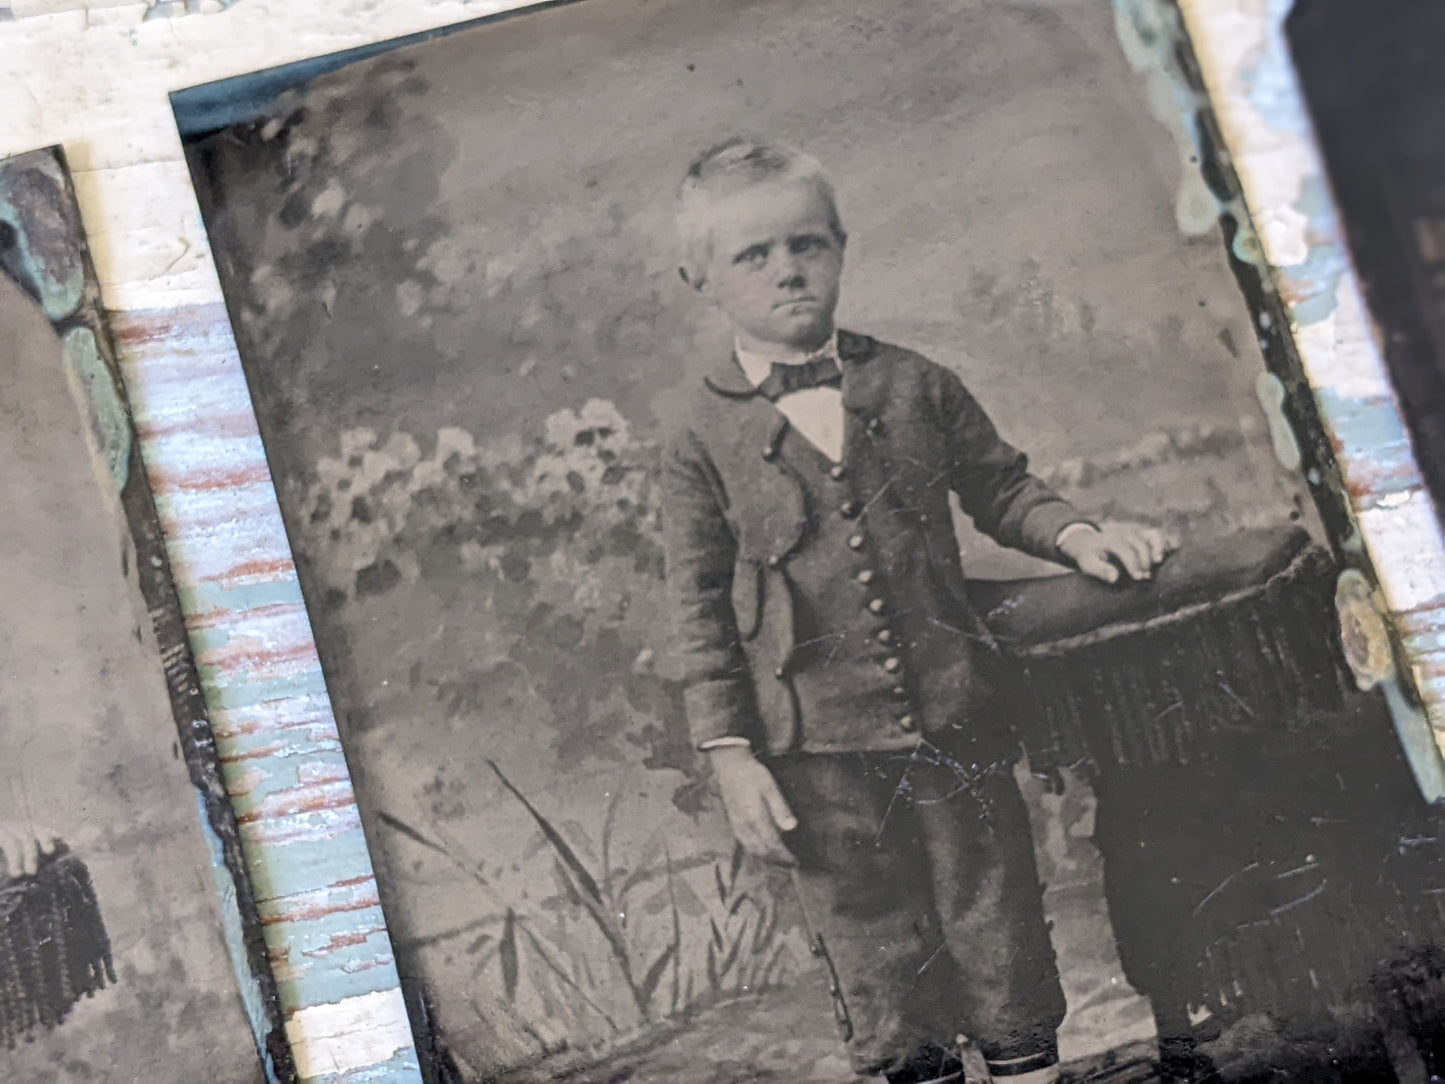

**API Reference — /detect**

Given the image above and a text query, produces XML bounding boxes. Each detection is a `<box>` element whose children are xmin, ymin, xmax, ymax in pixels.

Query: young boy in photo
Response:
<box><xmin>661</xmin><ymin>138</ymin><xmax>1173</xmax><ymax>1084</ymax></box>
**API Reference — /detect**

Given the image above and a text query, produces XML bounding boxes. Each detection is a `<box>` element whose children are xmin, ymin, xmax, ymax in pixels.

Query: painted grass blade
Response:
<box><xmin>489</xmin><ymin>761</ymin><xmax>605</xmax><ymax>907</ymax></box>
<box><xmin>638</xmin><ymin>943</ymin><xmax>676</xmax><ymax>1013</ymax></box>
<box><xmin>500</xmin><ymin>907</ymin><xmax>519</xmax><ymax>1001</ymax></box>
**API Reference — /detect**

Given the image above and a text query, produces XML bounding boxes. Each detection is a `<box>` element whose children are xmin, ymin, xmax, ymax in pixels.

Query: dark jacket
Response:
<box><xmin>661</xmin><ymin>330</ymin><xmax>1082</xmax><ymax>757</ymax></box>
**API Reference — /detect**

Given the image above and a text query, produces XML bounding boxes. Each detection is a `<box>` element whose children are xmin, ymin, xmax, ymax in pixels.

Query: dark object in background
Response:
<box><xmin>980</xmin><ymin>525</ymin><xmax>1445</xmax><ymax>1078</ymax></box>
<box><xmin>0</xmin><ymin>842</ymin><xmax>115</xmax><ymax>1049</ymax></box>
<box><xmin>1288</xmin><ymin>0</ymin><xmax>1445</xmax><ymax>517</ymax></box>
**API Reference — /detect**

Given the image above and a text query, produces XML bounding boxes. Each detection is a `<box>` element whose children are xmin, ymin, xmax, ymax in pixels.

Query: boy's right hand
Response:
<box><xmin>709</xmin><ymin>745</ymin><xmax>798</xmax><ymax>865</ymax></box>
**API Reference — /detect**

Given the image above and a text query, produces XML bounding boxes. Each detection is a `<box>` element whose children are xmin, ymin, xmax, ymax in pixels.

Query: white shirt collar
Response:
<box><xmin>734</xmin><ymin>329</ymin><xmax>841</xmax><ymax>388</ymax></box>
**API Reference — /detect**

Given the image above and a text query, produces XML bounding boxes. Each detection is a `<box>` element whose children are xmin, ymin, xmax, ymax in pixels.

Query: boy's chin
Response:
<box><xmin>766</xmin><ymin>316</ymin><xmax>836</xmax><ymax>351</ymax></box>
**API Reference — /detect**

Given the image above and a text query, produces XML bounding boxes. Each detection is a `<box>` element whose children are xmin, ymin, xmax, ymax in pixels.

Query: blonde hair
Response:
<box><xmin>675</xmin><ymin>137</ymin><xmax>846</xmax><ymax>286</ymax></box>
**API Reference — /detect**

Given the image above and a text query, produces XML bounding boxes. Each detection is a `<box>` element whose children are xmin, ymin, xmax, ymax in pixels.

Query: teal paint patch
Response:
<box><xmin>253</xmin><ymin>875</ymin><xmax>380</xmax><ymax>925</ymax></box>
<box><xmin>272</xmin><ymin>930</ymin><xmax>401</xmax><ymax>1009</ymax></box>
<box><xmin>188</xmin><ymin>624</ymin><xmax>233</xmax><ymax>653</ymax></box>
<box><xmin>1406</xmin><ymin>628</ymin><xmax>1445</xmax><ymax>652</ymax></box>
<box><xmin>1382</xmin><ymin>682</ymin><xmax>1445</xmax><ymax>804</ymax></box>
<box><xmin>1315</xmin><ymin>389</ymin><xmax>1423</xmax><ymax>498</ymax></box>
<box><xmin>1284</xmin><ymin>176</ymin><xmax>1349</xmax><ymax>326</ymax></box>
<box><xmin>1318</xmin><ymin>396</ymin><xmax>1417</xmax><ymax>457</ymax></box>
<box><xmin>241</xmin><ymin>830</ymin><xmax>378</xmax><ymax>904</ymax></box>
<box><xmin>0</xmin><ymin>152</ymin><xmax>86</xmax><ymax>320</ymax></box>
<box><xmin>222</xmin><ymin>761</ymin><xmax>355</xmax><ymax>818</ymax></box>
<box><xmin>61</xmin><ymin>327</ymin><xmax>133</xmax><ymax>491</ymax></box>
<box><xmin>1231</xmin><ymin>227</ymin><xmax>1267</xmax><ymax>268</ymax></box>
<box><xmin>199</xmin><ymin>665</ymin><xmax>332</xmax><ymax>710</ymax></box>
<box><xmin>197</xmin><ymin>792</ymin><xmax>286</xmax><ymax>1084</ymax></box>
<box><xmin>220</xmin><ymin>732</ymin><xmax>346</xmax><ymax>766</ymax></box>
<box><xmin>1111</xmin><ymin>0</ymin><xmax>1223</xmax><ymax>236</ymax></box>
<box><xmin>279</xmin><ymin>899</ymin><xmax>390</xmax><ymax>953</ymax></box>
<box><xmin>140</xmin><ymin>0</ymin><xmax>243</xmax><ymax>20</ymax></box>
<box><xmin>180</xmin><ymin>576</ymin><xmax>308</xmax><ymax>614</ymax></box>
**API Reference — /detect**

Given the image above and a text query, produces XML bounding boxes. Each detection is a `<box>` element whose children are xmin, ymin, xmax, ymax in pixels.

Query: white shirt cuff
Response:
<box><xmin>1054</xmin><ymin>521</ymin><xmax>1098</xmax><ymax>549</ymax></box>
<box><xmin>698</xmin><ymin>736</ymin><xmax>753</xmax><ymax>752</ymax></box>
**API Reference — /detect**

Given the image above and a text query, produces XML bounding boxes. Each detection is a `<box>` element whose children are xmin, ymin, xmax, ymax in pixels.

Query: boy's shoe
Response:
<box><xmin>1157</xmin><ymin>1034</ymin><xmax>1219</xmax><ymax>1083</ymax></box>
<box><xmin>884</xmin><ymin>1042</ymin><xmax>966</xmax><ymax>1084</ymax></box>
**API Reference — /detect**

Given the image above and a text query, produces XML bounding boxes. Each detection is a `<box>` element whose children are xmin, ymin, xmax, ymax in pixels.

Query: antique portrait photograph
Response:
<box><xmin>0</xmin><ymin>150</ymin><xmax>271</xmax><ymax>1081</ymax></box>
<box><xmin>177</xmin><ymin>0</ymin><xmax>1445</xmax><ymax>1080</ymax></box>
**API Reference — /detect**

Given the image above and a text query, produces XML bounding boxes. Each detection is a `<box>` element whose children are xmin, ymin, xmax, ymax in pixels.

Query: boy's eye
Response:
<box><xmin>789</xmin><ymin>235</ymin><xmax>830</xmax><ymax>255</ymax></box>
<box><xmin>734</xmin><ymin>245</ymin><xmax>770</xmax><ymax>268</ymax></box>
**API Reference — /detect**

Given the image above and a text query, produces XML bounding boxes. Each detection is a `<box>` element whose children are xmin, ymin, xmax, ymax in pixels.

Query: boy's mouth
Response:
<box><xmin>775</xmin><ymin>296</ymin><xmax>819</xmax><ymax>310</ymax></box>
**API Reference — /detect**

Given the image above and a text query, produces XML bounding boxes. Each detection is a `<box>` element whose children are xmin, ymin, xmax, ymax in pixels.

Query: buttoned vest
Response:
<box><xmin>770</xmin><ymin>424</ymin><xmax>923</xmax><ymax>752</ymax></box>
<box><xmin>770</xmin><ymin>422</ymin><xmax>1011</xmax><ymax>763</ymax></box>
<box><xmin>666</xmin><ymin>332</ymin><xmax>1073</xmax><ymax>760</ymax></box>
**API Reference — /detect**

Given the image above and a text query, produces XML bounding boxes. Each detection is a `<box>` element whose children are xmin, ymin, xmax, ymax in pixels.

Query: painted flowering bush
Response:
<box><xmin>296</xmin><ymin>397</ymin><xmax>712</xmax><ymax>802</ymax></box>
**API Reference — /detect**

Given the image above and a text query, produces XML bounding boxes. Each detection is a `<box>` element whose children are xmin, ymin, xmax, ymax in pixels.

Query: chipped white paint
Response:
<box><xmin>1357</xmin><ymin>497</ymin><xmax>1445</xmax><ymax>612</ymax></box>
<box><xmin>287</xmin><ymin>989</ymin><xmax>415</xmax><ymax>1079</ymax></box>
<box><xmin>1291</xmin><ymin>280</ymin><xmax>1399</xmax><ymax>400</ymax></box>
<box><xmin>1255</xmin><ymin>200</ymin><xmax>1311</xmax><ymax>267</ymax></box>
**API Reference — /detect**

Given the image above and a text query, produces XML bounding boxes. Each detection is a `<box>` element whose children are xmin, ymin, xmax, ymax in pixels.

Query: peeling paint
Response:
<box><xmin>1255</xmin><ymin>372</ymin><xmax>1302</xmax><ymax>470</ymax></box>
<box><xmin>60</xmin><ymin>325</ymin><xmax>132</xmax><ymax>490</ymax></box>
<box><xmin>1111</xmin><ymin>0</ymin><xmax>1220</xmax><ymax>236</ymax></box>
<box><xmin>0</xmin><ymin>153</ymin><xmax>85</xmax><ymax>319</ymax></box>
<box><xmin>286</xmin><ymin>990</ymin><xmax>415</xmax><ymax>1081</ymax></box>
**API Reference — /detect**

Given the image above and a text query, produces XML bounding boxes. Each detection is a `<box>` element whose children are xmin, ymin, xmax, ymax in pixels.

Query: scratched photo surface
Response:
<box><xmin>182</xmin><ymin>1</ymin><xmax>1445</xmax><ymax>1080</ymax></box>
<box><xmin>0</xmin><ymin>274</ymin><xmax>263</xmax><ymax>1078</ymax></box>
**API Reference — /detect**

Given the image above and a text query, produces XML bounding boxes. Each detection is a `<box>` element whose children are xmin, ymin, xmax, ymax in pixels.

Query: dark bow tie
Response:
<box><xmin>754</xmin><ymin>354</ymin><xmax>843</xmax><ymax>402</ymax></box>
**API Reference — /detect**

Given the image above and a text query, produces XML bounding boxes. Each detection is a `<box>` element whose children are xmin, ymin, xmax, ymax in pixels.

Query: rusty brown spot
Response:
<box><xmin>260</xmin><ymin>887</ymin><xmax>382</xmax><ymax>926</ymax></box>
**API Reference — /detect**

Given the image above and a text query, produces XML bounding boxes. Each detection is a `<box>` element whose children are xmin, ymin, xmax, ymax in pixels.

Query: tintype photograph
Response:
<box><xmin>181</xmin><ymin>1</ymin><xmax>1445</xmax><ymax>1080</ymax></box>
<box><xmin>0</xmin><ymin>149</ymin><xmax>272</xmax><ymax>1081</ymax></box>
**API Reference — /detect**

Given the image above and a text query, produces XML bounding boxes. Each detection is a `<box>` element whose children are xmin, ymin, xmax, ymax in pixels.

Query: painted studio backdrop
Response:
<box><xmin>181</xmin><ymin>1</ymin><xmax>1445</xmax><ymax>1080</ymax></box>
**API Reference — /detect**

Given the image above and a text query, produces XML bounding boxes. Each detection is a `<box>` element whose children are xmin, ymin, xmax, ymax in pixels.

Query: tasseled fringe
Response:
<box><xmin>1188</xmin><ymin>851</ymin><xmax>1445</xmax><ymax>1025</ymax></box>
<box><xmin>0</xmin><ymin>841</ymin><xmax>114</xmax><ymax>1048</ymax></box>
<box><xmin>1002</xmin><ymin>547</ymin><xmax>1355</xmax><ymax>772</ymax></box>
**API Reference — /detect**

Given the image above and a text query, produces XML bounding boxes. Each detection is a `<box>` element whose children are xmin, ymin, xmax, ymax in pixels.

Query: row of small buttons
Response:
<box><xmin>846</xmin><ymin>512</ymin><xmax>915</xmax><ymax>732</ymax></box>
<box><xmin>760</xmin><ymin>436</ymin><xmax>914</xmax><ymax>733</ymax></box>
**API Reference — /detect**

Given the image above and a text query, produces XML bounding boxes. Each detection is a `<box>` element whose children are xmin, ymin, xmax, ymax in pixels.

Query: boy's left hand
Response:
<box><xmin>1060</xmin><ymin>521</ymin><xmax>1177</xmax><ymax>584</ymax></box>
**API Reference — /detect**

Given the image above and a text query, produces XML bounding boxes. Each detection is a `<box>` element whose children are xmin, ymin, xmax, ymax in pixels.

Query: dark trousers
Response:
<box><xmin>771</xmin><ymin>745</ymin><xmax>1067</xmax><ymax>1078</ymax></box>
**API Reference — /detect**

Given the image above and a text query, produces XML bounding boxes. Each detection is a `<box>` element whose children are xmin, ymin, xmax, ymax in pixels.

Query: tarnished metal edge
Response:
<box><xmin>1173</xmin><ymin>0</ymin><xmax>1445</xmax><ymax>800</ymax></box>
<box><xmin>0</xmin><ymin>144</ymin><xmax>297</xmax><ymax>1079</ymax></box>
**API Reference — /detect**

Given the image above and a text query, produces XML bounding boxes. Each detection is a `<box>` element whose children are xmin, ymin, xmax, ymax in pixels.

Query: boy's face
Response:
<box><xmin>697</xmin><ymin>179</ymin><xmax>844</xmax><ymax>352</ymax></box>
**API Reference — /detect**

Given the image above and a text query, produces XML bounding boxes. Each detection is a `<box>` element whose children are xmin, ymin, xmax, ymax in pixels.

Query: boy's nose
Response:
<box><xmin>777</xmin><ymin>262</ymin><xmax>807</xmax><ymax>290</ymax></box>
